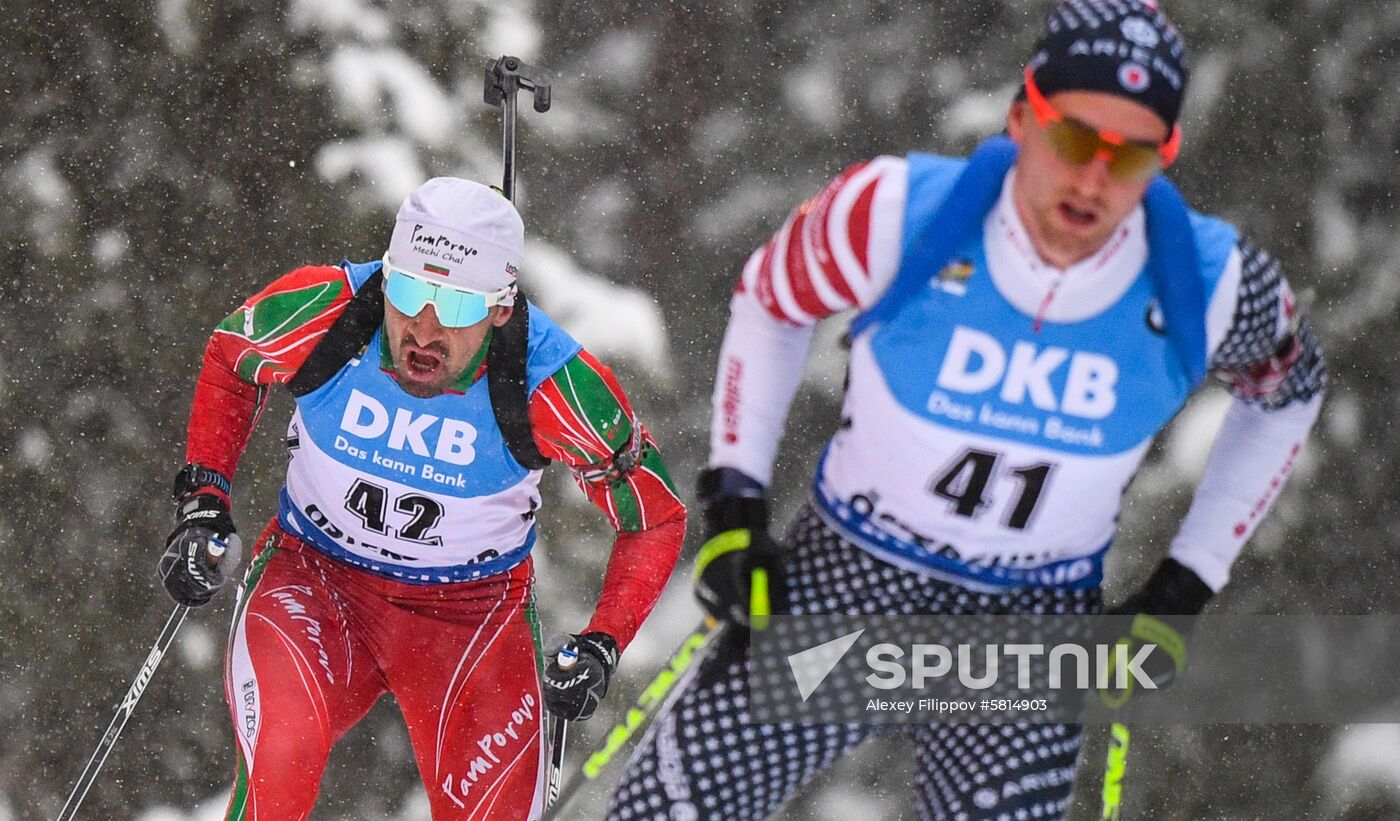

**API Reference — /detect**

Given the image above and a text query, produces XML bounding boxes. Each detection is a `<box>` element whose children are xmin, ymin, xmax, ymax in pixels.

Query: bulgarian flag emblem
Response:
<box><xmin>423</xmin><ymin>263</ymin><xmax>450</xmax><ymax>276</ymax></box>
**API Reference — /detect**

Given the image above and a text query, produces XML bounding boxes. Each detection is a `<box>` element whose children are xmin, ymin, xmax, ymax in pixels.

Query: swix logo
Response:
<box><xmin>935</xmin><ymin>326</ymin><xmax>1118</xmax><ymax>419</ymax></box>
<box><xmin>119</xmin><ymin>646</ymin><xmax>165</xmax><ymax>712</ymax></box>
<box><xmin>339</xmin><ymin>389</ymin><xmax>478</xmax><ymax>465</ymax></box>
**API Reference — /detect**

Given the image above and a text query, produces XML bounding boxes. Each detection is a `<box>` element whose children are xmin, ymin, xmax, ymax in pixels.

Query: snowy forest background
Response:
<box><xmin>3</xmin><ymin>0</ymin><xmax>1399</xmax><ymax>818</ymax></box>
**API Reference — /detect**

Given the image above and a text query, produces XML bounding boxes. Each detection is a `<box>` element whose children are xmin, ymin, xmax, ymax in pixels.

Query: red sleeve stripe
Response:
<box><xmin>800</xmin><ymin>210</ymin><xmax>857</xmax><ymax>311</ymax></box>
<box><xmin>804</xmin><ymin>161</ymin><xmax>870</xmax><ymax>307</ymax></box>
<box><xmin>747</xmin><ymin>234</ymin><xmax>792</xmax><ymax>323</ymax></box>
<box><xmin>209</xmin><ymin>278</ymin><xmax>351</xmax><ymax>386</ymax></box>
<box><xmin>601</xmin><ymin>490</ymin><xmax>621</xmax><ymax>529</ymax></box>
<box><xmin>845</xmin><ymin>174</ymin><xmax>880</xmax><ymax>278</ymax></box>
<box><xmin>824</xmin><ymin>161</ymin><xmax>888</xmax><ymax>302</ymax></box>
<box><xmin>552</xmin><ymin>357</ymin><xmax>629</xmax><ymax>450</ymax></box>
<box><xmin>760</xmin><ymin>214</ymin><xmax>819</xmax><ymax>324</ymax></box>
<box><xmin>527</xmin><ymin>352</ymin><xmax>684</xmax><ymax>533</ymax></box>
<box><xmin>622</xmin><ymin>472</ymin><xmax>650</xmax><ymax>525</ymax></box>
<box><xmin>574</xmin><ymin>350</ymin><xmax>634</xmax><ymax>412</ymax></box>
<box><xmin>210</xmin><ymin>295</ymin><xmax>342</xmax><ymax>352</ymax></box>
<box><xmin>243</xmin><ymin>266</ymin><xmax>351</xmax><ymax>304</ymax></box>
<box><xmin>740</xmin><ymin>160</ymin><xmax>894</xmax><ymax>324</ymax></box>
<box><xmin>528</xmin><ymin>352</ymin><xmax>637</xmax><ymax>462</ymax></box>
<box><xmin>531</xmin><ymin>384</ymin><xmax>602</xmax><ymax>454</ymax></box>
<box><xmin>632</xmin><ymin>464</ymin><xmax>673</xmax><ymax>506</ymax></box>
<box><xmin>782</xmin><ymin>206</ymin><xmax>838</xmax><ymax>319</ymax></box>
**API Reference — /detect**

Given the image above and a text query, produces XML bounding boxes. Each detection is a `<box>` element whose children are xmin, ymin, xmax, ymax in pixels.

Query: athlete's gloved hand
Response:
<box><xmin>159</xmin><ymin>469</ymin><xmax>243</xmax><ymax>607</ymax></box>
<box><xmin>542</xmin><ymin>632</ymin><xmax>619</xmax><ymax>721</ymax></box>
<box><xmin>1100</xmin><ymin>558</ymin><xmax>1212</xmax><ymax>707</ymax></box>
<box><xmin>694</xmin><ymin>467</ymin><xmax>787</xmax><ymax>630</ymax></box>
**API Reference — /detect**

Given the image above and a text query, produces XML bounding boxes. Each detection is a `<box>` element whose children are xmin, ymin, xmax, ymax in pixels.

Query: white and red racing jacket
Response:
<box><xmin>186</xmin><ymin>262</ymin><xmax>687</xmax><ymax>649</ymax></box>
<box><xmin>711</xmin><ymin>155</ymin><xmax>1325</xmax><ymax>592</ymax></box>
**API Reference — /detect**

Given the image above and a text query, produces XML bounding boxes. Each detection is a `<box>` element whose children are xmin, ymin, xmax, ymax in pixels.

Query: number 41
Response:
<box><xmin>928</xmin><ymin>449</ymin><xmax>1054</xmax><ymax>531</ymax></box>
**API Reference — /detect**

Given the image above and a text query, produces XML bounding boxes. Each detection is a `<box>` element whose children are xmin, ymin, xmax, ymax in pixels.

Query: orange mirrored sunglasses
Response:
<box><xmin>1023</xmin><ymin>66</ymin><xmax>1181</xmax><ymax>182</ymax></box>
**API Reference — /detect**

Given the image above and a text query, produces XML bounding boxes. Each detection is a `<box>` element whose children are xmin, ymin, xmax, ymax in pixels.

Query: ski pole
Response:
<box><xmin>483</xmin><ymin>55</ymin><xmax>552</xmax><ymax>202</ymax></box>
<box><xmin>485</xmin><ymin>53</ymin><xmax>566</xmax><ymax>807</ymax></box>
<box><xmin>1101</xmin><ymin>721</ymin><xmax>1131</xmax><ymax>820</ymax></box>
<box><xmin>57</xmin><ymin>603</ymin><xmax>190</xmax><ymax>821</ymax></box>
<box><xmin>545</xmin><ymin>644</ymin><xmax>577</xmax><ymax>809</ymax></box>
<box><xmin>58</xmin><ymin>541</ymin><xmax>227</xmax><ymax>820</ymax></box>
<box><xmin>543</xmin><ymin>617</ymin><xmax>727</xmax><ymax>820</ymax></box>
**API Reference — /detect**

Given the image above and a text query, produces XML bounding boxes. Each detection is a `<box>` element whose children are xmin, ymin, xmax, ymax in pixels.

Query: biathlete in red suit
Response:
<box><xmin>157</xmin><ymin>178</ymin><xmax>686</xmax><ymax>820</ymax></box>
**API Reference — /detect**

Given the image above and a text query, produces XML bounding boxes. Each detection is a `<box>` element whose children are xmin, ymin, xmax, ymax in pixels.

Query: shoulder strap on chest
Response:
<box><xmin>287</xmin><ymin>271</ymin><xmax>385</xmax><ymax>398</ymax></box>
<box><xmin>849</xmin><ymin>136</ymin><xmax>1017</xmax><ymax>338</ymax></box>
<box><xmin>488</xmin><ymin>294</ymin><xmax>550</xmax><ymax>470</ymax></box>
<box><xmin>1142</xmin><ymin>177</ymin><xmax>1208</xmax><ymax>387</ymax></box>
<box><xmin>285</xmin><ymin>271</ymin><xmax>549</xmax><ymax>469</ymax></box>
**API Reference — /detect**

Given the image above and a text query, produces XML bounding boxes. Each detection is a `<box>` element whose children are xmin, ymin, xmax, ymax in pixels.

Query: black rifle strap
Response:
<box><xmin>288</xmin><ymin>271</ymin><xmax>385</xmax><ymax>398</ymax></box>
<box><xmin>489</xmin><ymin>294</ymin><xmax>550</xmax><ymax>470</ymax></box>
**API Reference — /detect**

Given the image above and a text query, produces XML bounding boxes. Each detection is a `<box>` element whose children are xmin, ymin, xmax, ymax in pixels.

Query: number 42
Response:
<box><xmin>345</xmin><ymin>478</ymin><xmax>445</xmax><ymax>545</ymax></box>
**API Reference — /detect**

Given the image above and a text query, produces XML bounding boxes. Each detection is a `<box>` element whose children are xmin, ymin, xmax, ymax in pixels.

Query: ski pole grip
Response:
<box><xmin>557</xmin><ymin>644</ymin><xmax>579</xmax><ymax>671</ymax></box>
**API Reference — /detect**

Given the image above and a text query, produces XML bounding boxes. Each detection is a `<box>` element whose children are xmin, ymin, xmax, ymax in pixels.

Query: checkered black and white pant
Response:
<box><xmin>607</xmin><ymin>505</ymin><xmax>1100</xmax><ymax>821</ymax></box>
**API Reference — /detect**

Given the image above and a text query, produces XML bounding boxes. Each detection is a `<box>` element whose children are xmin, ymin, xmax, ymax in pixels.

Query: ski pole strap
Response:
<box><xmin>694</xmin><ymin>529</ymin><xmax>750</xmax><ymax>577</ymax></box>
<box><xmin>171</xmin><ymin>463</ymin><xmax>232</xmax><ymax>501</ymax></box>
<box><xmin>1130</xmin><ymin>613</ymin><xmax>1187</xmax><ymax>678</ymax></box>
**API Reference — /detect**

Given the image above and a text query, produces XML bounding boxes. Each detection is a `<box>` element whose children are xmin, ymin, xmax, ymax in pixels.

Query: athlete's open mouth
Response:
<box><xmin>1058</xmin><ymin>201</ymin><xmax>1098</xmax><ymax>228</ymax></box>
<box><xmin>406</xmin><ymin>349</ymin><xmax>443</xmax><ymax>377</ymax></box>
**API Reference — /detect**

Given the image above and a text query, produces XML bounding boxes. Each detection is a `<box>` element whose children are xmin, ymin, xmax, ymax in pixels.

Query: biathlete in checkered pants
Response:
<box><xmin>609</xmin><ymin>2</ymin><xmax>1324</xmax><ymax>819</ymax></box>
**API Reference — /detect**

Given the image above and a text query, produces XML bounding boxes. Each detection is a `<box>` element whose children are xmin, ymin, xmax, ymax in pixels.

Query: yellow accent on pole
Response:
<box><xmin>580</xmin><ymin>621</ymin><xmax>717</xmax><ymax>779</ymax></box>
<box><xmin>750</xmin><ymin>568</ymin><xmax>771</xmax><ymax>631</ymax></box>
<box><xmin>1101</xmin><ymin>722</ymin><xmax>1131</xmax><ymax>820</ymax></box>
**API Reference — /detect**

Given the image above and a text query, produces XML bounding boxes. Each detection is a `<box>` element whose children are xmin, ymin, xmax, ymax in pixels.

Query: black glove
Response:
<box><xmin>159</xmin><ymin>469</ymin><xmax>242</xmax><ymax>607</ymax></box>
<box><xmin>693</xmin><ymin>467</ymin><xmax>787</xmax><ymax>629</ymax></box>
<box><xmin>1100</xmin><ymin>558</ymin><xmax>1212</xmax><ymax>707</ymax></box>
<box><xmin>542</xmin><ymin>632</ymin><xmax>619</xmax><ymax>721</ymax></box>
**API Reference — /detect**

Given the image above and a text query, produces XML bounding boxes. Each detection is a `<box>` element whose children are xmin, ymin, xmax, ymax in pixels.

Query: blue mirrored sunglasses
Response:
<box><xmin>382</xmin><ymin>260</ymin><xmax>510</xmax><ymax>328</ymax></box>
